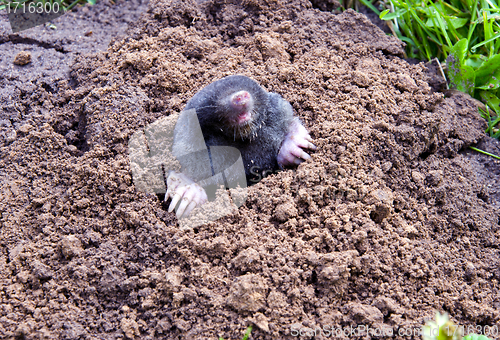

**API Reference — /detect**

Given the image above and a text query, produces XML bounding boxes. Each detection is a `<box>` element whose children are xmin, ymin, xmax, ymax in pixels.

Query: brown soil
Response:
<box><xmin>1</xmin><ymin>0</ymin><xmax>499</xmax><ymax>339</ymax></box>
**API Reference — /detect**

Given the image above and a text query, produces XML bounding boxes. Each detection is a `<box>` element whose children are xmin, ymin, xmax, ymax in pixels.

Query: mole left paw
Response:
<box><xmin>165</xmin><ymin>171</ymin><xmax>208</xmax><ymax>219</ymax></box>
<box><xmin>277</xmin><ymin>119</ymin><xmax>317</xmax><ymax>168</ymax></box>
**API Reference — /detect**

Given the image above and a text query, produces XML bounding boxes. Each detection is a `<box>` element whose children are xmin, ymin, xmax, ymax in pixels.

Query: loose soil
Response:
<box><xmin>0</xmin><ymin>0</ymin><xmax>499</xmax><ymax>339</ymax></box>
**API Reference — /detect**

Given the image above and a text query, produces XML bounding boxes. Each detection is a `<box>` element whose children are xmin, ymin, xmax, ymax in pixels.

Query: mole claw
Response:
<box><xmin>176</xmin><ymin>198</ymin><xmax>190</xmax><ymax>218</ymax></box>
<box><xmin>184</xmin><ymin>201</ymin><xmax>197</xmax><ymax>217</ymax></box>
<box><xmin>169</xmin><ymin>193</ymin><xmax>182</xmax><ymax>212</ymax></box>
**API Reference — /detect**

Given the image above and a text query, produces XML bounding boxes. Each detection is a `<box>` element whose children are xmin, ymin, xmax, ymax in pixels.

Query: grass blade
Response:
<box><xmin>469</xmin><ymin>146</ymin><xmax>500</xmax><ymax>159</ymax></box>
<box><xmin>471</xmin><ymin>30</ymin><xmax>500</xmax><ymax>52</ymax></box>
<box><xmin>65</xmin><ymin>0</ymin><xmax>80</xmax><ymax>10</ymax></box>
<box><xmin>242</xmin><ymin>326</ymin><xmax>253</xmax><ymax>340</ymax></box>
<box><xmin>467</xmin><ymin>0</ymin><xmax>480</xmax><ymax>45</ymax></box>
<box><xmin>358</xmin><ymin>0</ymin><xmax>380</xmax><ymax>15</ymax></box>
<box><xmin>431</xmin><ymin>3</ymin><xmax>453</xmax><ymax>47</ymax></box>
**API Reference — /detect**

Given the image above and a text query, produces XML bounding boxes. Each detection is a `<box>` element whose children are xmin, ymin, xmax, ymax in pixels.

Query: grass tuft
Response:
<box><xmin>339</xmin><ymin>0</ymin><xmax>500</xmax><ymax>156</ymax></box>
<box><xmin>376</xmin><ymin>0</ymin><xmax>500</xmax><ymax>143</ymax></box>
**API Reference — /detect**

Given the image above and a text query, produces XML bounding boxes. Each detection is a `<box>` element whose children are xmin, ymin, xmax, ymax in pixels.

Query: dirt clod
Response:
<box><xmin>121</xmin><ymin>318</ymin><xmax>140</xmax><ymax>339</ymax></box>
<box><xmin>60</xmin><ymin>235</ymin><xmax>83</xmax><ymax>258</ymax></box>
<box><xmin>13</xmin><ymin>51</ymin><xmax>31</xmax><ymax>65</ymax></box>
<box><xmin>228</xmin><ymin>274</ymin><xmax>268</xmax><ymax>312</ymax></box>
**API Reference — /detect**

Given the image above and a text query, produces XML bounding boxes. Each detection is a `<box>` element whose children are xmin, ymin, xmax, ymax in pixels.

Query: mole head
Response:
<box><xmin>208</xmin><ymin>75</ymin><xmax>268</xmax><ymax>141</ymax></box>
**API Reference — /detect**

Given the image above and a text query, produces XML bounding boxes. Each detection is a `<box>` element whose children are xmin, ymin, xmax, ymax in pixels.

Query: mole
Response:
<box><xmin>165</xmin><ymin>75</ymin><xmax>316</xmax><ymax>218</ymax></box>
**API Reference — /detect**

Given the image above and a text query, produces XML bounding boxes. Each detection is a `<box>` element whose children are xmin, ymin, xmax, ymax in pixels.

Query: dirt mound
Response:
<box><xmin>0</xmin><ymin>0</ymin><xmax>499</xmax><ymax>339</ymax></box>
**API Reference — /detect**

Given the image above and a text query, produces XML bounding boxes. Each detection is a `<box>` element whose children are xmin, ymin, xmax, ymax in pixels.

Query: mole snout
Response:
<box><xmin>231</xmin><ymin>90</ymin><xmax>251</xmax><ymax>108</ymax></box>
<box><xmin>229</xmin><ymin>90</ymin><xmax>254</xmax><ymax>124</ymax></box>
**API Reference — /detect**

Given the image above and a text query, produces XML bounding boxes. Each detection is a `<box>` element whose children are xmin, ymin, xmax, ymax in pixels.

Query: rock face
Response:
<box><xmin>0</xmin><ymin>0</ymin><xmax>498</xmax><ymax>339</ymax></box>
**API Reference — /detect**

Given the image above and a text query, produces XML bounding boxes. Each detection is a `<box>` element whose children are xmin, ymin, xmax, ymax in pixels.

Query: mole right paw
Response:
<box><xmin>165</xmin><ymin>172</ymin><xmax>208</xmax><ymax>219</ymax></box>
<box><xmin>277</xmin><ymin>118</ymin><xmax>317</xmax><ymax>168</ymax></box>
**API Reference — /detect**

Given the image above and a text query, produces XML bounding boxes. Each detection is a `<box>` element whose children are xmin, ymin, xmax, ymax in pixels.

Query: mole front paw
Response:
<box><xmin>277</xmin><ymin>118</ymin><xmax>317</xmax><ymax>168</ymax></box>
<box><xmin>165</xmin><ymin>171</ymin><xmax>208</xmax><ymax>219</ymax></box>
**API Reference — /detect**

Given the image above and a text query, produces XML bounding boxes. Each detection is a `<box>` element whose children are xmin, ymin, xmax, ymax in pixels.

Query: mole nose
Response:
<box><xmin>231</xmin><ymin>90</ymin><xmax>251</xmax><ymax>107</ymax></box>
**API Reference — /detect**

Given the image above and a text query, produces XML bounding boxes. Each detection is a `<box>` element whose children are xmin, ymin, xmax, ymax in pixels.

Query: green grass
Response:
<box><xmin>0</xmin><ymin>0</ymin><xmax>95</xmax><ymax>13</ymax></box>
<box><xmin>382</xmin><ymin>0</ymin><xmax>500</xmax><ymax>140</ymax></box>
<box><xmin>343</xmin><ymin>0</ymin><xmax>500</xmax><ymax>156</ymax></box>
<box><xmin>377</xmin><ymin>0</ymin><xmax>500</xmax><ymax>140</ymax></box>
<box><xmin>469</xmin><ymin>145</ymin><xmax>500</xmax><ymax>159</ymax></box>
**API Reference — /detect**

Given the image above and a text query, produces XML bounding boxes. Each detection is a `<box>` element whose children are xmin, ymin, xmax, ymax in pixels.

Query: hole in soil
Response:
<box><xmin>41</xmin><ymin>83</ymin><xmax>56</xmax><ymax>94</ymax></box>
<box><xmin>370</xmin><ymin>204</ymin><xmax>390</xmax><ymax>223</ymax></box>
<box><xmin>419</xmin><ymin>142</ymin><xmax>436</xmax><ymax>160</ymax></box>
<box><xmin>310</xmin><ymin>0</ymin><xmax>338</xmax><ymax>11</ymax></box>
<box><xmin>38</xmin><ymin>277</ymin><xmax>51</xmax><ymax>285</ymax></box>
<box><xmin>68</xmin><ymin>73</ymin><xmax>79</xmax><ymax>90</ymax></box>
<box><xmin>50</xmin><ymin>106</ymin><xmax>89</xmax><ymax>155</ymax></box>
<box><xmin>207</xmin><ymin>3</ymin><xmax>223</xmax><ymax>22</ymax></box>
<box><xmin>308</xmin><ymin>270</ymin><xmax>318</xmax><ymax>284</ymax></box>
<box><xmin>477</xmin><ymin>191</ymin><xmax>488</xmax><ymax>203</ymax></box>
<box><xmin>69</xmin><ymin>111</ymin><xmax>89</xmax><ymax>154</ymax></box>
<box><xmin>467</xmin><ymin>223</ymin><xmax>477</xmax><ymax>232</ymax></box>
